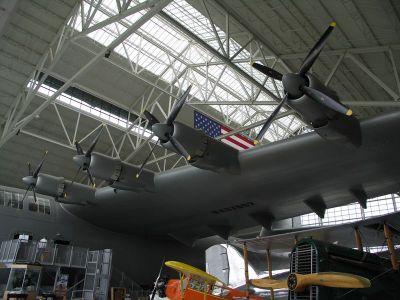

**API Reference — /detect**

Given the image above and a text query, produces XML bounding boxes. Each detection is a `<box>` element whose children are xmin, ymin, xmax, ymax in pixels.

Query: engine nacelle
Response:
<box><xmin>89</xmin><ymin>152</ymin><xmax>154</xmax><ymax>191</ymax></box>
<box><xmin>113</xmin><ymin>161</ymin><xmax>154</xmax><ymax>191</ymax></box>
<box><xmin>59</xmin><ymin>180</ymin><xmax>95</xmax><ymax>205</ymax></box>
<box><xmin>288</xmin><ymin>74</ymin><xmax>338</xmax><ymax>127</ymax></box>
<box><xmin>288</xmin><ymin>74</ymin><xmax>361</xmax><ymax>147</ymax></box>
<box><xmin>35</xmin><ymin>174</ymin><xmax>94</xmax><ymax>205</ymax></box>
<box><xmin>162</xmin><ymin>122</ymin><xmax>240</xmax><ymax>174</ymax></box>
<box><xmin>35</xmin><ymin>174</ymin><xmax>65</xmax><ymax>198</ymax></box>
<box><xmin>90</xmin><ymin>152</ymin><xmax>121</xmax><ymax>182</ymax></box>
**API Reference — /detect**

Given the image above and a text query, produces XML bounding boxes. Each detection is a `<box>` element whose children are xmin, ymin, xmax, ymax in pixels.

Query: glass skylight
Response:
<box><xmin>71</xmin><ymin>0</ymin><xmax>307</xmax><ymax>143</ymax></box>
<box><xmin>31</xmin><ymin>80</ymin><xmax>156</xmax><ymax>142</ymax></box>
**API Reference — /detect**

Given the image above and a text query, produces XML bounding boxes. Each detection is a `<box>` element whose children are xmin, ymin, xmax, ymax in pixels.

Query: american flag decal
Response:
<box><xmin>194</xmin><ymin>111</ymin><xmax>255</xmax><ymax>150</ymax></box>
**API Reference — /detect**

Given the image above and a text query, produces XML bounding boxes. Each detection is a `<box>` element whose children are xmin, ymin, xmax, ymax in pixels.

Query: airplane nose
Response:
<box><xmin>73</xmin><ymin>154</ymin><xmax>85</xmax><ymax>167</ymax></box>
<box><xmin>22</xmin><ymin>176</ymin><xmax>35</xmax><ymax>186</ymax></box>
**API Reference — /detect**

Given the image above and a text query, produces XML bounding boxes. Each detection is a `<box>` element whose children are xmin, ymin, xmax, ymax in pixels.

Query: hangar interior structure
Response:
<box><xmin>0</xmin><ymin>0</ymin><xmax>400</xmax><ymax>299</ymax></box>
<box><xmin>0</xmin><ymin>0</ymin><xmax>399</xmax><ymax>185</ymax></box>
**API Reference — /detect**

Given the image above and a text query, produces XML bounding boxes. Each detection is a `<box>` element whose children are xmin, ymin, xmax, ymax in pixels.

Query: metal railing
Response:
<box><xmin>0</xmin><ymin>239</ymin><xmax>88</xmax><ymax>268</ymax></box>
<box><xmin>110</xmin><ymin>267</ymin><xmax>146</xmax><ymax>299</ymax></box>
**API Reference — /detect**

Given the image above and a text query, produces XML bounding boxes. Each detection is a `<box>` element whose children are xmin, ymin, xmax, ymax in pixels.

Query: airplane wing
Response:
<box><xmin>53</xmin><ymin>111</ymin><xmax>400</xmax><ymax>245</ymax></box>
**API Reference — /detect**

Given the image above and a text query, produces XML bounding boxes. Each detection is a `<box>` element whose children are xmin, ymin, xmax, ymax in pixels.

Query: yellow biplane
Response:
<box><xmin>158</xmin><ymin>260</ymin><xmax>262</xmax><ymax>300</ymax></box>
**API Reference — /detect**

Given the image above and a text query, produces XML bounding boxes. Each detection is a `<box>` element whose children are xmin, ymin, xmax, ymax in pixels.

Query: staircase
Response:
<box><xmin>71</xmin><ymin>249</ymin><xmax>112</xmax><ymax>300</ymax></box>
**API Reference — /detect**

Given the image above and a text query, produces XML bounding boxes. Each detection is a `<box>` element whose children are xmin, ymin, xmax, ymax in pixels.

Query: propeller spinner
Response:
<box><xmin>136</xmin><ymin>86</ymin><xmax>192</xmax><ymax>178</ymax></box>
<box><xmin>252</xmin><ymin>22</ymin><xmax>353</xmax><ymax>144</ymax></box>
<box><xmin>72</xmin><ymin>125</ymin><xmax>104</xmax><ymax>187</ymax></box>
<box><xmin>22</xmin><ymin>150</ymin><xmax>48</xmax><ymax>202</ymax></box>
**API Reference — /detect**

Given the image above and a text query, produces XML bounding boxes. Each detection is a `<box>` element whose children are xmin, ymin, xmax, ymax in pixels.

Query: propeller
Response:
<box><xmin>252</xmin><ymin>62</ymin><xmax>283</xmax><ymax>81</ymax></box>
<box><xmin>136</xmin><ymin>86</ymin><xmax>192</xmax><ymax>178</ymax></box>
<box><xmin>72</xmin><ymin>125</ymin><xmax>104</xmax><ymax>187</ymax></box>
<box><xmin>254</xmin><ymin>94</ymin><xmax>288</xmax><ymax>144</ymax></box>
<box><xmin>22</xmin><ymin>151</ymin><xmax>48</xmax><ymax>202</ymax></box>
<box><xmin>251</xmin><ymin>272</ymin><xmax>371</xmax><ymax>293</ymax></box>
<box><xmin>150</xmin><ymin>257</ymin><xmax>166</xmax><ymax>300</ymax></box>
<box><xmin>251</xmin><ymin>22</ymin><xmax>352</xmax><ymax>143</ymax></box>
<box><xmin>301</xmin><ymin>85</ymin><xmax>352</xmax><ymax>116</ymax></box>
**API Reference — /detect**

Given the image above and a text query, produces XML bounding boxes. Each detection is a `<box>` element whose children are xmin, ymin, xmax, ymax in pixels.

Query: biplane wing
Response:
<box><xmin>165</xmin><ymin>261</ymin><xmax>223</xmax><ymax>284</ymax></box>
<box><xmin>164</xmin><ymin>260</ymin><xmax>262</xmax><ymax>300</ymax></box>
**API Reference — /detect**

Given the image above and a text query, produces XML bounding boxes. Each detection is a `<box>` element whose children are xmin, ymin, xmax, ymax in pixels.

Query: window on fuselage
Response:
<box><xmin>28</xmin><ymin>196</ymin><xmax>51</xmax><ymax>215</ymax></box>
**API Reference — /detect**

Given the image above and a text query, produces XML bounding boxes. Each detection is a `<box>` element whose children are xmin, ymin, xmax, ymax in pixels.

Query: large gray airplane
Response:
<box><xmin>16</xmin><ymin>108</ymin><xmax>400</xmax><ymax>282</ymax></box>
<box><xmin>28</xmin><ymin>109</ymin><xmax>400</xmax><ymax>240</ymax></box>
<box><xmin>5</xmin><ymin>22</ymin><xmax>400</xmax><ymax>287</ymax></box>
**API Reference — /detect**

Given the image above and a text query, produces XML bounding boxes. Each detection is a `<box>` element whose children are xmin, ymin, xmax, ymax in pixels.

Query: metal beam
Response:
<box><xmin>20</xmin><ymin>130</ymin><xmax>75</xmax><ymax>151</ymax></box>
<box><xmin>389</xmin><ymin>48</ymin><xmax>400</xmax><ymax>95</ymax></box>
<box><xmin>189</xmin><ymin>100</ymin><xmax>400</xmax><ymax>107</ymax></box>
<box><xmin>187</xmin><ymin>44</ymin><xmax>400</xmax><ymax>67</ymax></box>
<box><xmin>0</xmin><ymin>0</ymin><xmax>172</xmax><ymax>149</ymax></box>
<box><xmin>71</xmin><ymin>0</ymin><xmax>159</xmax><ymax>41</ymax></box>
<box><xmin>347</xmin><ymin>53</ymin><xmax>400</xmax><ymax>100</ymax></box>
<box><xmin>216</xmin><ymin>110</ymin><xmax>294</xmax><ymax>140</ymax></box>
<box><xmin>4</xmin><ymin>2</ymin><xmax>81</xmax><ymax>140</ymax></box>
<box><xmin>158</xmin><ymin>11</ymin><xmax>282</xmax><ymax>105</ymax></box>
<box><xmin>325</xmin><ymin>53</ymin><xmax>344</xmax><ymax>86</ymax></box>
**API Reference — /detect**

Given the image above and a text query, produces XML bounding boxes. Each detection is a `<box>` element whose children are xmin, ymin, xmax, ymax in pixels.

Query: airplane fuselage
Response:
<box><xmin>0</xmin><ymin>188</ymin><xmax>205</xmax><ymax>285</ymax></box>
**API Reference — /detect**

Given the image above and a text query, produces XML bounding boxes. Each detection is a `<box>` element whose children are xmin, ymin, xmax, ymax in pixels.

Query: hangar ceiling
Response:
<box><xmin>0</xmin><ymin>0</ymin><xmax>399</xmax><ymax>190</ymax></box>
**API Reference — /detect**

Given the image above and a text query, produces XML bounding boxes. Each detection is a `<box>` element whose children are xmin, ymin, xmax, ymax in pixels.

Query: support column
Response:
<box><xmin>242</xmin><ymin>242</ymin><xmax>250</xmax><ymax>298</ymax></box>
<box><xmin>266</xmin><ymin>249</ymin><xmax>275</xmax><ymax>300</ymax></box>
<box><xmin>383</xmin><ymin>222</ymin><xmax>398</xmax><ymax>271</ymax></box>
<box><xmin>354</xmin><ymin>227</ymin><xmax>363</xmax><ymax>252</ymax></box>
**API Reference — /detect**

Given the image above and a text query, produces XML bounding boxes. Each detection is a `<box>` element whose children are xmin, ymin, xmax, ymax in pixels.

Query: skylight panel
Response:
<box><xmin>166</xmin><ymin>0</ymin><xmax>216</xmax><ymax>41</ymax></box>
<box><xmin>68</xmin><ymin>0</ymin><xmax>306</xmax><ymax>144</ymax></box>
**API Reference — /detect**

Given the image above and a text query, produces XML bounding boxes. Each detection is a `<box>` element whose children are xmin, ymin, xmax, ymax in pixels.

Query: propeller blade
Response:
<box><xmin>298</xmin><ymin>22</ymin><xmax>336</xmax><ymax>76</ymax></box>
<box><xmin>251</xmin><ymin>272</ymin><xmax>370</xmax><ymax>292</ymax></box>
<box><xmin>70</xmin><ymin>166</ymin><xmax>82</xmax><ymax>187</ymax></box>
<box><xmin>144</xmin><ymin>110</ymin><xmax>160</xmax><ymax>127</ymax></box>
<box><xmin>21</xmin><ymin>185</ymin><xmax>32</xmax><ymax>203</ymax></box>
<box><xmin>87</xmin><ymin>169</ymin><xmax>95</xmax><ymax>188</ymax></box>
<box><xmin>86</xmin><ymin>126</ymin><xmax>104</xmax><ymax>157</ymax></box>
<box><xmin>32</xmin><ymin>188</ymin><xmax>38</xmax><ymax>203</ymax></box>
<box><xmin>150</xmin><ymin>257</ymin><xmax>165</xmax><ymax>300</ymax></box>
<box><xmin>291</xmin><ymin>272</ymin><xmax>370</xmax><ymax>292</ymax></box>
<box><xmin>33</xmin><ymin>150</ymin><xmax>48</xmax><ymax>178</ymax></box>
<box><xmin>28</xmin><ymin>162</ymin><xmax>32</xmax><ymax>176</ymax></box>
<box><xmin>136</xmin><ymin>139</ymin><xmax>159</xmax><ymax>179</ymax></box>
<box><xmin>75</xmin><ymin>141</ymin><xmax>84</xmax><ymax>155</ymax></box>
<box><xmin>254</xmin><ymin>94</ymin><xmax>288</xmax><ymax>144</ymax></box>
<box><xmin>251</xmin><ymin>278</ymin><xmax>288</xmax><ymax>289</ymax></box>
<box><xmin>169</xmin><ymin>135</ymin><xmax>191</xmax><ymax>161</ymax></box>
<box><xmin>166</xmin><ymin>85</ymin><xmax>192</xmax><ymax>125</ymax></box>
<box><xmin>251</xmin><ymin>62</ymin><xmax>283</xmax><ymax>81</ymax></box>
<box><xmin>302</xmin><ymin>86</ymin><xmax>352</xmax><ymax>116</ymax></box>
